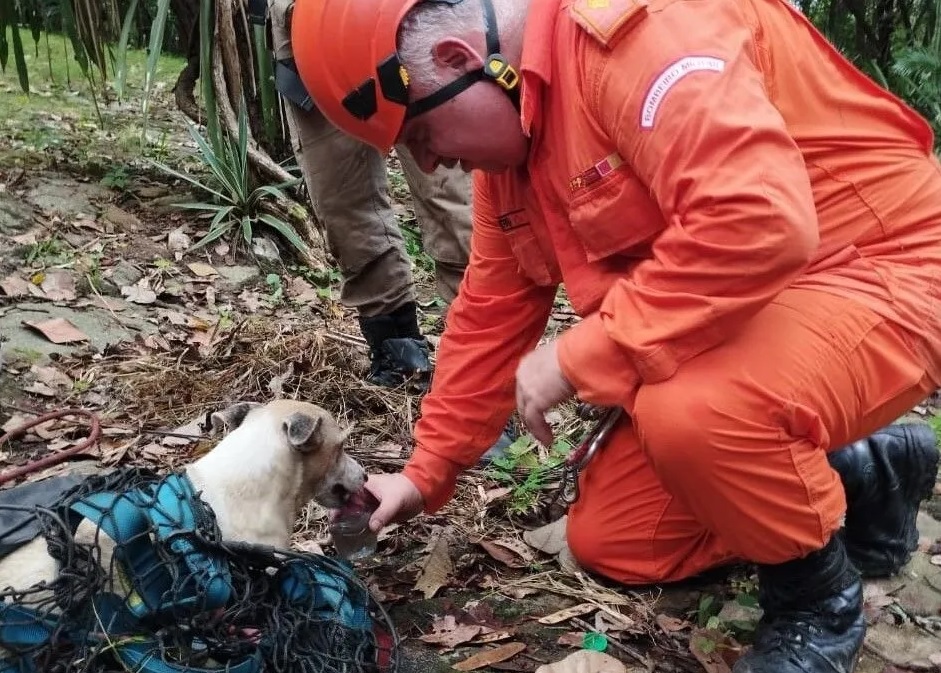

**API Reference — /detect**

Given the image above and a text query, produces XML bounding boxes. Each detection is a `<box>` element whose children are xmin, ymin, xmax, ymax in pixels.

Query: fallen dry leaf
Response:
<box><xmin>288</xmin><ymin>276</ymin><xmax>321</xmax><ymax>302</ymax></box>
<box><xmin>187</xmin><ymin>261</ymin><xmax>218</xmax><ymax>277</ymax></box>
<box><xmin>482</xmin><ymin>486</ymin><xmax>513</xmax><ymax>504</ymax></box>
<box><xmin>31</xmin><ymin>365</ymin><xmax>72</xmax><ymax>388</ymax></box>
<box><xmin>23</xmin><ymin>317</ymin><xmax>88</xmax><ymax>344</ymax></box>
<box><xmin>479</xmin><ymin>538</ymin><xmax>534</xmax><ymax>568</ymax></box>
<box><xmin>162</xmin><ymin>415</ymin><xmax>205</xmax><ymax>447</ymax></box>
<box><xmin>556</xmin><ymin>632</ymin><xmax>586</xmax><ymax>648</ymax></box>
<box><xmin>267</xmin><ymin>363</ymin><xmax>296</xmax><ymax>396</ymax></box>
<box><xmin>2</xmin><ymin>414</ymin><xmax>34</xmax><ymax>434</ymax></box>
<box><xmin>24</xmin><ymin>382</ymin><xmax>57</xmax><ymax>397</ymax></box>
<box><xmin>418</xmin><ymin>616</ymin><xmax>482</xmax><ymax>650</ymax></box>
<box><xmin>537</xmin><ymin>603</ymin><xmax>597</xmax><ymax>625</ymax></box>
<box><xmin>121</xmin><ymin>284</ymin><xmax>157</xmax><ymax>305</ymax></box>
<box><xmin>452</xmin><ymin>642</ymin><xmax>527</xmax><ymax>671</ymax></box>
<box><xmin>40</xmin><ymin>270</ymin><xmax>76</xmax><ymax>301</ymax></box>
<box><xmin>414</xmin><ymin>528</ymin><xmax>453</xmax><ymax>599</ymax></box>
<box><xmin>0</xmin><ymin>275</ymin><xmax>30</xmax><ymax>297</ymax></box>
<box><xmin>167</xmin><ymin>227</ymin><xmax>191</xmax><ymax>255</ymax></box>
<box><xmin>523</xmin><ymin>516</ymin><xmax>568</xmax><ymax>555</ymax></box>
<box><xmin>655</xmin><ymin>614</ymin><xmax>690</xmax><ymax>633</ymax></box>
<box><xmin>296</xmin><ymin>539</ymin><xmax>325</xmax><ymax>555</ymax></box>
<box><xmin>535</xmin><ymin>650</ymin><xmax>625</xmax><ymax>673</ymax></box>
<box><xmin>473</xmin><ymin>630</ymin><xmax>515</xmax><ymax>644</ymax></box>
<box><xmin>689</xmin><ymin>628</ymin><xmax>742</xmax><ymax>673</ymax></box>
<box><xmin>99</xmin><ymin>438</ymin><xmax>134</xmax><ymax>466</ymax></box>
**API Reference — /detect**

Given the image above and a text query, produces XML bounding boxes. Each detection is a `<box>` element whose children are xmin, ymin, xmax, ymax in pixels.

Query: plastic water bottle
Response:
<box><xmin>329</xmin><ymin>489</ymin><xmax>380</xmax><ymax>561</ymax></box>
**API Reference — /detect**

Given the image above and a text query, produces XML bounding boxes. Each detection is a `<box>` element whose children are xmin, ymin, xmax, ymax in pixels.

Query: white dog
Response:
<box><xmin>0</xmin><ymin>398</ymin><xmax>367</xmax><ymax>608</ymax></box>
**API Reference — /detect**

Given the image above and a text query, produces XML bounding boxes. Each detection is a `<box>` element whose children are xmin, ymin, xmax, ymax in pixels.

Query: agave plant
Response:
<box><xmin>150</xmin><ymin>100</ymin><xmax>308</xmax><ymax>257</ymax></box>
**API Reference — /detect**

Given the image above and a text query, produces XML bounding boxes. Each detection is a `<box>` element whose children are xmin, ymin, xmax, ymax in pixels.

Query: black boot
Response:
<box><xmin>828</xmin><ymin>424</ymin><xmax>939</xmax><ymax>577</ymax></box>
<box><xmin>733</xmin><ymin>536</ymin><xmax>865</xmax><ymax>673</ymax></box>
<box><xmin>358</xmin><ymin>302</ymin><xmax>432</xmax><ymax>390</ymax></box>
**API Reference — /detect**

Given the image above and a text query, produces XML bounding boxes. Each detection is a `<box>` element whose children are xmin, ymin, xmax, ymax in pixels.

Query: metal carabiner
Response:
<box><xmin>551</xmin><ymin>406</ymin><xmax>625</xmax><ymax>508</ymax></box>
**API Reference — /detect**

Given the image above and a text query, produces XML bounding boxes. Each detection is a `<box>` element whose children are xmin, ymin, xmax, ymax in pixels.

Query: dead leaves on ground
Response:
<box><xmin>414</xmin><ymin>527</ymin><xmax>454</xmax><ymax>599</ymax></box>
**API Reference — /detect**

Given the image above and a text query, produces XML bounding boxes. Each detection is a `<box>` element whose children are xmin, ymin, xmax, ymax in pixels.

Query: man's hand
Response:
<box><xmin>515</xmin><ymin>340</ymin><xmax>576</xmax><ymax>447</ymax></box>
<box><xmin>364</xmin><ymin>472</ymin><xmax>425</xmax><ymax>532</ymax></box>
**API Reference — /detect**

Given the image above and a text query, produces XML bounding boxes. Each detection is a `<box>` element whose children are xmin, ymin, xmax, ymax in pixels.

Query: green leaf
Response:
<box><xmin>141</xmin><ymin>0</ymin><xmax>171</xmax><ymax>125</ymax></box>
<box><xmin>58</xmin><ymin>0</ymin><xmax>88</xmax><ymax>74</ymax></box>
<box><xmin>241</xmin><ymin>216</ymin><xmax>252</xmax><ymax>245</ymax></box>
<box><xmin>184</xmin><ymin>120</ymin><xmax>243</xmax><ymax>201</ymax></box>
<box><xmin>188</xmin><ymin>209</ymin><xmax>235</xmax><ymax>252</ymax></box>
<box><xmin>258</xmin><ymin>213</ymin><xmax>309</xmax><ymax>255</ymax></box>
<box><xmin>147</xmin><ymin>158</ymin><xmax>231</xmax><ymax>205</ymax></box>
<box><xmin>113</xmin><ymin>0</ymin><xmax>139</xmax><ymax>100</ymax></box>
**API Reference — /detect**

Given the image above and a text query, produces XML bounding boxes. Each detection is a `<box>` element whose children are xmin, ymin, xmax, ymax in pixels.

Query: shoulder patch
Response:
<box><xmin>569</xmin><ymin>0</ymin><xmax>649</xmax><ymax>48</ymax></box>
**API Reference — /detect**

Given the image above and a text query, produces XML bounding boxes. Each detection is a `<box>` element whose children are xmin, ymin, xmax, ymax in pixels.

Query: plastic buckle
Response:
<box><xmin>484</xmin><ymin>54</ymin><xmax>520</xmax><ymax>92</ymax></box>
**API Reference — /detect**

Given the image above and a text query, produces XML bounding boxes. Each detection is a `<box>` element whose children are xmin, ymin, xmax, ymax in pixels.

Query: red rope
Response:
<box><xmin>0</xmin><ymin>409</ymin><xmax>101</xmax><ymax>486</ymax></box>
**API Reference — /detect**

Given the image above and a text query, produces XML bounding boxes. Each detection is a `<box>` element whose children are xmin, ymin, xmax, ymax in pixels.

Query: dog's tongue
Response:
<box><xmin>343</xmin><ymin>488</ymin><xmax>379</xmax><ymax>513</ymax></box>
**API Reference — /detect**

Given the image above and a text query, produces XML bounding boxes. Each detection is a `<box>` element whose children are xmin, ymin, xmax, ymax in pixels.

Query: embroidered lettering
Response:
<box><xmin>640</xmin><ymin>56</ymin><xmax>725</xmax><ymax>129</ymax></box>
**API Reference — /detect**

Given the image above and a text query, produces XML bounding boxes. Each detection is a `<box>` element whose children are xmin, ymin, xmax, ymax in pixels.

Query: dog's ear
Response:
<box><xmin>210</xmin><ymin>401</ymin><xmax>262</xmax><ymax>434</ymax></box>
<box><xmin>284</xmin><ymin>414</ymin><xmax>355</xmax><ymax>452</ymax></box>
<box><xmin>283</xmin><ymin>412</ymin><xmax>324</xmax><ymax>452</ymax></box>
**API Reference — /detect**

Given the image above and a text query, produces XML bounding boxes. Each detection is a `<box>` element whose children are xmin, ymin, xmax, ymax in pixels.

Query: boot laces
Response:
<box><xmin>754</xmin><ymin>611</ymin><xmax>826</xmax><ymax>664</ymax></box>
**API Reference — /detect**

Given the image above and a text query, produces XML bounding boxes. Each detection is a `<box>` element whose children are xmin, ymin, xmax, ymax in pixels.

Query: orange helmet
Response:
<box><xmin>290</xmin><ymin>0</ymin><xmax>522</xmax><ymax>154</ymax></box>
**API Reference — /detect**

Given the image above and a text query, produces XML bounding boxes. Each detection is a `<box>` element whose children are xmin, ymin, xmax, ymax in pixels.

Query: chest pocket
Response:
<box><xmin>498</xmin><ymin>209</ymin><xmax>558</xmax><ymax>286</ymax></box>
<box><xmin>568</xmin><ymin>164</ymin><xmax>665</xmax><ymax>262</ymax></box>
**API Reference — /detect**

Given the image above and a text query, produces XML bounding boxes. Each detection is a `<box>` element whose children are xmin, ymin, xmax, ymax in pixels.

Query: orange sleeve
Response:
<box><xmin>403</xmin><ymin>174</ymin><xmax>557</xmax><ymax>513</ymax></box>
<box><xmin>557</xmin><ymin>1</ymin><xmax>820</xmax><ymax>408</ymax></box>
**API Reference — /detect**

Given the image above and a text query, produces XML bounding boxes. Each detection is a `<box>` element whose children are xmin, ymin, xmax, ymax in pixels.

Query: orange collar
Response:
<box><xmin>519</xmin><ymin>0</ymin><xmax>565</xmax><ymax>136</ymax></box>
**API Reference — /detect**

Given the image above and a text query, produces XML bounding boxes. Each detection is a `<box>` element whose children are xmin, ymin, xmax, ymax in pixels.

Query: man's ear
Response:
<box><xmin>283</xmin><ymin>412</ymin><xmax>324</xmax><ymax>452</ymax></box>
<box><xmin>431</xmin><ymin>36</ymin><xmax>485</xmax><ymax>74</ymax></box>
<box><xmin>210</xmin><ymin>401</ymin><xmax>263</xmax><ymax>434</ymax></box>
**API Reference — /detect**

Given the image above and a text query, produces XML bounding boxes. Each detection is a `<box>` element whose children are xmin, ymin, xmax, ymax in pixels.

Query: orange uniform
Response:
<box><xmin>401</xmin><ymin>0</ymin><xmax>941</xmax><ymax>583</ymax></box>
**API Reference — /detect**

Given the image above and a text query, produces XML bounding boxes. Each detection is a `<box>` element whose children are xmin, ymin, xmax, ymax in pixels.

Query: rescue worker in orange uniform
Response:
<box><xmin>290</xmin><ymin>0</ymin><xmax>941</xmax><ymax>670</ymax></box>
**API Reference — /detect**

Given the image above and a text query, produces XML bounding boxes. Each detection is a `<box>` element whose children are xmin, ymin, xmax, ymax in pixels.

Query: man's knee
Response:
<box><xmin>633</xmin><ymin>380</ymin><xmax>723</xmax><ymax>479</ymax></box>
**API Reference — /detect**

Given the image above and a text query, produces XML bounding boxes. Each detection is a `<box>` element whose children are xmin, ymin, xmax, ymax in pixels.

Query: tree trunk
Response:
<box><xmin>167</xmin><ymin>0</ymin><xmax>326</xmax><ymax>267</ymax></box>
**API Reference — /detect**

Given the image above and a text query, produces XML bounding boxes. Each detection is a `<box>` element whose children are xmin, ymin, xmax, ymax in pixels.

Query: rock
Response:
<box><xmin>0</xmin><ymin>193</ymin><xmax>36</xmax><ymax>238</ymax></box>
<box><xmin>0</xmin><ymin>302</ymin><xmax>157</xmax><ymax>364</ymax></box>
<box><xmin>106</xmin><ymin>260</ymin><xmax>144</xmax><ymax>289</ymax></box>
<box><xmin>24</xmin><ymin>177</ymin><xmax>108</xmax><ymax>217</ymax></box>
<box><xmin>252</xmin><ymin>236</ymin><xmax>281</xmax><ymax>262</ymax></box>
<box><xmin>865</xmin><ymin>621</ymin><xmax>941</xmax><ymax>669</ymax></box>
<box><xmin>717</xmin><ymin>600</ymin><xmax>763</xmax><ymax>626</ymax></box>
<box><xmin>216</xmin><ymin>265</ymin><xmax>260</xmax><ymax>290</ymax></box>
<box><xmin>101</xmin><ymin>205</ymin><xmax>141</xmax><ymax>233</ymax></box>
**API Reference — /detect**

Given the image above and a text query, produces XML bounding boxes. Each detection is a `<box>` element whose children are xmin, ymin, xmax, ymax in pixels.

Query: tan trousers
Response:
<box><xmin>268</xmin><ymin>0</ymin><xmax>473</xmax><ymax>317</ymax></box>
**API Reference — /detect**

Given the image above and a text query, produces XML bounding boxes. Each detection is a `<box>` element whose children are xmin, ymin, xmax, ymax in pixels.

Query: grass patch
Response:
<box><xmin>0</xmin><ymin>28</ymin><xmax>186</xmax><ymax>169</ymax></box>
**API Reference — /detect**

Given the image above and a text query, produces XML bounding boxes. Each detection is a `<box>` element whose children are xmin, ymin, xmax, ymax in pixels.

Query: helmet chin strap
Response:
<box><xmin>404</xmin><ymin>0</ymin><xmax>521</xmax><ymax>120</ymax></box>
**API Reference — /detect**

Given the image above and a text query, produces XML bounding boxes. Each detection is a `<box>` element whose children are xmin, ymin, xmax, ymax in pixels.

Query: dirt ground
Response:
<box><xmin>3</xmin><ymin>42</ymin><xmax>941</xmax><ymax>673</ymax></box>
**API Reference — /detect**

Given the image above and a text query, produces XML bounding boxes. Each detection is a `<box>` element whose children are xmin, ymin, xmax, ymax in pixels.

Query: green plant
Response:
<box><xmin>486</xmin><ymin>436</ymin><xmax>572</xmax><ymax>514</ymax></box>
<box><xmin>265</xmin><ymin>273</ymin><xmax>284</xmax><ymax>305</ymax></box>
<box><xmin>100</xmin><ymin>164</ymin><xmax>130</xmax><ymax>190</ymax></box>
<box><xmin>150</xmin><ymin>101</ymin><xmax>306</xmax><ymax>256</ymax></box>
<box><xmin>25</xmin><ymin>235</ymin><xmax>72</xmax><ymax>267</ymax></box>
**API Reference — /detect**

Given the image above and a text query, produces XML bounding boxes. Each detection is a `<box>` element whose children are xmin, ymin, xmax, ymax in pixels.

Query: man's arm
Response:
<box><xmin>558</xmin><ymin>0</ymin><xmax>820</xmax><ymax>407</ymax></box>
<box><xmin>403</xmin><ymin>174</ymin><xmax>557</xmax><ymax>513</ymax></box>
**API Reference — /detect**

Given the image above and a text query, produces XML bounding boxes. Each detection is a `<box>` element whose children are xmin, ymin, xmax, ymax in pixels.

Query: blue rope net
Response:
<box><xmin>0</xmin><ymin>467</ymin><xmax>399</xmax><ymax>673</ymax></box>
